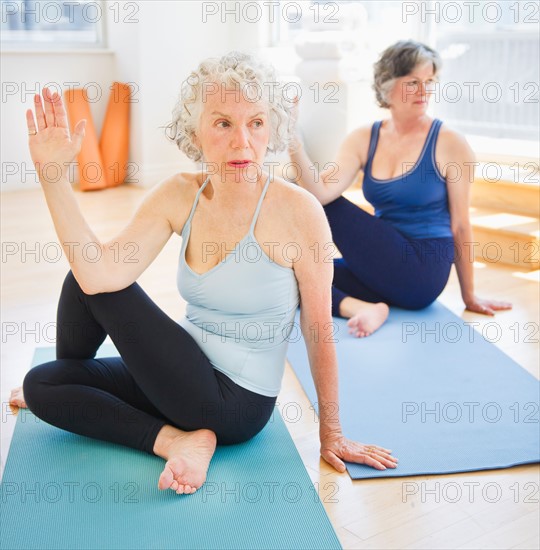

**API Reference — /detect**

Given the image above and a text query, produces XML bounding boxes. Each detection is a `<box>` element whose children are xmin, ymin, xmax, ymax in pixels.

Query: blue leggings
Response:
<box><xmin>323</xmin><ymin>197</ymin><xmax>455</xmax><ymax>316</ymax></box>
<box><xmin>23</xmin><ymin>271</ymin><xmax>277</xmax><ymax>454</ymax></box>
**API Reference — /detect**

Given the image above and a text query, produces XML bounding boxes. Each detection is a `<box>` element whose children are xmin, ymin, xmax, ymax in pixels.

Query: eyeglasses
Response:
<box><xmin>403</xmin><ymin>78</ymin><xmax>439</xmax><ymax>92</ymax></box>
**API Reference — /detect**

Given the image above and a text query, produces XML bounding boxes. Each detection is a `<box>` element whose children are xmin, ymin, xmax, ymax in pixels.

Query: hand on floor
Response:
<box><xmin>465</xmin><ymin>296</ymin><xmax>513</xmax><ymax>316</ymax></box>
<box><xmin>320</xmin><ymin>432</ymin><xmax>398</xmax><ymax>473</ymax></box>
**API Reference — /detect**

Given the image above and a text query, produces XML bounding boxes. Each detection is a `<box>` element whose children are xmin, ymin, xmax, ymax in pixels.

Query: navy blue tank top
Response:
<box><xmin>362</xmin><ymin>119</ymin><xmax>453</xmax><ymax>240</ymax></box>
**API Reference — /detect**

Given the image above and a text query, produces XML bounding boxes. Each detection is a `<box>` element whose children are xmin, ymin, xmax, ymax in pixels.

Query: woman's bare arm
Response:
<box><xmin>89</xmin><ymin>178</ymin><xmax>186</xmax><ymax>294</ymax></box>
<box><xmin>25</xmin><ymin>87</ymin><xmax>186</xmax><ymax>295</ymax></box>
<box><xmin>288</xmin><ymin>186</ymin><xmax>398</xmax><ymax>471</ymax></box>
<box><xmin>441</xmin><ymin>128</ymin><xmax>512</xmax><ymax>314</ymax></box>
<box><xmin>288</xmin><ymin>126</ymin><xmax>370</xmax><ymax>205</ymax></box>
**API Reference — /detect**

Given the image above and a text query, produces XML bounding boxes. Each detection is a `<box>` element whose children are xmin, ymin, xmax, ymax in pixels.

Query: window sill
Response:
<box><xmin>466</xmin><ymin>134</ymin><xmax>540</xmax><ymax>166</ymax></box>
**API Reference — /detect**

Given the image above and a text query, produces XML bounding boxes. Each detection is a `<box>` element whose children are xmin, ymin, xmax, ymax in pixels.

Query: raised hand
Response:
<box><xmin>26</xmin><ymin>87</ymin><xmax>86</xmax><ymax>183</ymax></box>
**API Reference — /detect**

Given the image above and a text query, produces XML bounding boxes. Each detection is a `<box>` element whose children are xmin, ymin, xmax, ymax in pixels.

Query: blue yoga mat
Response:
<box><xmin>286</xmin><ymin>302</ymin><xmax>540</xmax><ymax>479</ymax></box>
<box><xmin>0</xmin><ymin>346</ymin><xmax>342</xmax><ymax>550</ymax></box>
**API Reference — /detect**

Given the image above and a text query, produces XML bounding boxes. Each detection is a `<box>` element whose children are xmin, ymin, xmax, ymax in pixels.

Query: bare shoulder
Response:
<box><xmin>343</xmin><ymin>124</ymin><xmax>374</xmax><ymax>165</ymax></box>
<box><xmin>270</xmin><ymin>175</ymin><xmax>324</xmax><ymax>214</ymax></box>
<box><xmin>350</xmin><ymin>124</ymin><xmax>373</xmax><ymax>142</ymax></box>
<box><xmin>437</xmin><ymin>123</ymin><xmax>476</xmax><ymax>161</ymax></box>
<box><xmin>145</xmin><ymin>172</ymin><xmax>203</xmax><ymax>235</ymax></box>
<box><xmin>157</xmin><ymin>171</ymin><xmax>204</xmax><ymax>197</ymax></box>
<box><xmin>268</xmin><ymin>175</ymin><xmax>330</xmax><ymax>239</ymax></box>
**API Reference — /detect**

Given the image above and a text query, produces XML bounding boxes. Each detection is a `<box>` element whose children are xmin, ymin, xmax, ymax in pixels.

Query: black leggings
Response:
<box><xmin>23</xmin><ymin>271</ymin><xmax>277</xmax><ymax>454</ymax></box>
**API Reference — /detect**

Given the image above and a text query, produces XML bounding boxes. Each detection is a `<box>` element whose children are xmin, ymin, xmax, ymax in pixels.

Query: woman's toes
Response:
<box><xmin>158</xmin><ymin>468</ymin><xmax>174</xmax><ymax>490</ymax></box>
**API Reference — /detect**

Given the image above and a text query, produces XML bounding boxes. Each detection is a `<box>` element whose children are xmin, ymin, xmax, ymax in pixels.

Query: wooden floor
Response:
<box><xmin>1</xmin><ymin>183</ymin><xmax>539</xmax><ymax>549</ymax></box>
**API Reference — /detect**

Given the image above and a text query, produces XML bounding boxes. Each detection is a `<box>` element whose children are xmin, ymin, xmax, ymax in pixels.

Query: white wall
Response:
<box><xmin>0</xmin><ymin>51</ymin><xmax>116</xmax><ymax>191</ymax></box>
<box><xmin>1</xmin><ymin>0</ymin><xmax>267</xmax><ymax>192</ymax></box>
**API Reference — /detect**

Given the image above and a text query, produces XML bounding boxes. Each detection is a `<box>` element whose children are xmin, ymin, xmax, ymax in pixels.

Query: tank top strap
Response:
<box><xmin>365</xmin><ymin>120</ymin><xmax>383</xmax><ymax>172</ymax></box>
<box><xmin>423</xmin><ymin>118</ymin><xmax>443</xmax><ymax>156</ymax></box>
<box><xmin>249</xmin><ymin>174</ymin><xmax>272</xmax><ymax>234</ymax></box>
<box><xmin>182</xmin><ymin>176</ymin><xmax>211</xmax><ymax>235</ymax></box>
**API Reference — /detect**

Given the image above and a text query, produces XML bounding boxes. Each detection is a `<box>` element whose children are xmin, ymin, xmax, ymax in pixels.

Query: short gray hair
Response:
<box><xmin>373</xmin><ymin>40</ymin><xmax>442</xmax><ymax>109</ymax></box>
<box><xmin>164</xmin><ymin>51</ymin><xmax>295</xmax><ymax>162</ymax></box>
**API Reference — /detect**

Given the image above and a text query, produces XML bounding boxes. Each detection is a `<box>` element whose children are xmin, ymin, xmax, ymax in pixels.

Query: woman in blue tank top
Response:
<box><xmin>16</xmin><ymin>52</ymin><xmax>398</xmax><ymax>497</ymax></box>
<box><xmin>289</xmin><ymin>40</ymin><xmax>512</xmax><ymax>337</ymax></box>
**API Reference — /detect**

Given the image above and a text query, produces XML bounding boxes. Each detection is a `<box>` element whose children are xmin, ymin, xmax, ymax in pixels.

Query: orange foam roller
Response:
<box><xmin>63</xmin><ymin>88</ymin><xmax>107</xmax><ymax>191</ymax></box>
<box><xmin>99</xmin><ymin>82</ymin><xmax>131</xmax><ymax>187</ymax></box>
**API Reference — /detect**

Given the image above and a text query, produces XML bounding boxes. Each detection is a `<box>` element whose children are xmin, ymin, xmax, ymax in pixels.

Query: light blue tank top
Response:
<box><xmin>176</xmin><ymin>175</ymin><xmax>300</xmax><ymax>397</ymax></box>
<box><xmin>362</xmin><ymin>119</ymin><xmax>453</xmax><ymax>240</ymax></box>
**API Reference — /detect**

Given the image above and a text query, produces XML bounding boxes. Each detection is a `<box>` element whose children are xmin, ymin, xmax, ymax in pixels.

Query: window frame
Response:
<box><xmin>1</xmin><ymin>0</ymin><xmax>107</xmax><ymax>51</ymax></box>
<box><xmin>268</xmin><ymin>0</ymin><xmax>539</xmax><ymax>150</ymax></box>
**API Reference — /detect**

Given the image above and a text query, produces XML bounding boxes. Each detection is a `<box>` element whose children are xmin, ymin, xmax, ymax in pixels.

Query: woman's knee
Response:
<box><xmin>214</xmin><ymin>403</ymin><xmax>275</xmax><ymax>445</ymax></box>
<box><xmin>22</xmin><ymin>360</ymin><xmax>75</xmax><ymax>412</ymax></box>
<box><xmin>398</xmin><ymin>296</ymin><xmax>436</xmax><ymax>311</ymax></box>
<box><xmin>322</xmin><ymin>196</ymin><xmax>348</xmax><ymax>218</ymax></box>
<box><xmin>22</xmin><ymin>363</ymin><xmax>52</xmax><ymax>414</ymax></box>
<box><xmin>216</xmin><ymin>424</ymin><xmax>264</xmax><ymax>446</ymax></box>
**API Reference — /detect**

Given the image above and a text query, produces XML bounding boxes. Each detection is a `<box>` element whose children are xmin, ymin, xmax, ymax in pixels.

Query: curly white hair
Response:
<box><xmin>165</xmin><ymin>51</ymin><xmax>296</xmax><ymax>162</ymax></box>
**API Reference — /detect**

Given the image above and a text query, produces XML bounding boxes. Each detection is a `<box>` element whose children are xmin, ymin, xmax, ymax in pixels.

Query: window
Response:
<box><xmin>271</xmin><ymin>1</ymin><xmax>422</xmax><ymax>53</ymax></box>
<box><xmin>432</xmin><ymin>2</ymin><xmax>539</xmax><ymax>141</ymax></box>
<box><xmin>1</xmin><ymin>0</ymin><xmax>105</xmax><ymax>48</ymax></box>
<box><xmin>272</xmin><ymin>0</ymin><xmax>539</xmax><ymax>142</ymax></box>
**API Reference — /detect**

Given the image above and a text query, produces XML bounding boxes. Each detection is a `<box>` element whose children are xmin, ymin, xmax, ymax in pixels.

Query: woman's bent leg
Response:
<box><xmin>324</xmin><ymin>197</ymin><xmax>454</xmax><ymax>310</ymax></box>
<box><xmin>332</xmin><ymin>258</ymin><xmax>385</xmax><ymax>316</ymax></box>
<box><xmin>54</xmin><ymin>271</ymin><xmax>237</xmax><ymax>432</ymax></box>
<box><xmin>24</xmin><ymin>271</ymin><xmax>275</xmax><ymax>450</ymax></box>
<box><xmin>23</xmin><ymin>356</ymin><xmax>169</xmax><ymax>454</ymax></box>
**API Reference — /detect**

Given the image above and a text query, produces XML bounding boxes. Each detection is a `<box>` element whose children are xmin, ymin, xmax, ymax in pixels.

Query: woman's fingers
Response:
<box><xmin>34</xmin><ymin>93</ymin><xmax>47</xmax><ymax>131</ymax></box>
<box><xmin>43</xmin><ymin>88</ymin><xmax>56</xmax><ymax>128</ymax></box>
<box><xmin>363</xmin><ymin>447</ymin><xmax>398</xmax><ymax>468</ymax></box>
<box><xmin>373</xmin><ymin>450</ymin><xmax>398</xmax><ymax>463</ymax></box>
<box><xmin>472</xmin><ymin>303</ymin><xmax>495</xmax><ymax>315</ymax></box>
<box><xmin>372</xmin><ymin>453</ymin><xmax>398</xmax><ymax>468</ymax></box>
<box><xmin>467</xmin><ymin>303</ymin><xmax>492</xmax><ymax>315</ymax></box>
<box><xmin>491</xmin><ymin>301</ymin><xmax>512</xmax><ymax>310</ymax></box>
<box><xmin>326</xmin><ymin>448</ymin><xmax>387</xmax><ymax>472</ymax></box>
<box><xmin>372</xmin><ymin>445</ymin><xmax>393</xmax><ymax>454</ymax></box>
<box><xmin>26</xmin><ymin>109</ymin><xmax>37</xmax><ymax>136</ymax></box>
<box><xmin>468</xmin><ymin>299</ymin><xmax>512</xmax><ymax>315</ymax></box>
<box><xmin>321</xmin><ymin>449</ymin><xmax>346</xmax><ymax>473</ymax></box>
<box><xmin>362</xmin><ymin>453</ymin><xmax>388</xmax><ymax>470</ymax></box>
<box><xmin>51</xmin><ymin>91</ymin><xmax>69</xmax><ymax>129</ymax></box>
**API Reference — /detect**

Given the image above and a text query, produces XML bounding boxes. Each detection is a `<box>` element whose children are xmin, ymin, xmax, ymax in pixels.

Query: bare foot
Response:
<box><xmin>346</xmin><ymin>302</ymin><xmax>389</xmax><ymax>338</ymax></box>
<box><xmin>157</xmin><ymin>429</ymin><xmax>217</xmax><ymax>495</ymax></box>
<box><xmin>9</xmin><ymin>386</ymin><xmax>27</xmax><ymax>408</ymax></box>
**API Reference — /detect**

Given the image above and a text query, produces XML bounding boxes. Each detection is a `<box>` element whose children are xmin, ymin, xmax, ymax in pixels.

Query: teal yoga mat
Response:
<box><xmin>0</xmin><ymin>345</ymin><xmax>342</xmax><ymax>550</ymax></box>
<box><xmin>286</xmin><ymin>302</ymin><xmax>540</xmax><ymax>479</ymax></box>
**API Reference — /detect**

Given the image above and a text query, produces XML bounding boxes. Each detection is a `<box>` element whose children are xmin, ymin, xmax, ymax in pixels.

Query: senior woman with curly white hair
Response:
<box><xmin>12</xmin><ymin>52</ymin><xmax>397</xmax><ymax>496</ymax></box>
